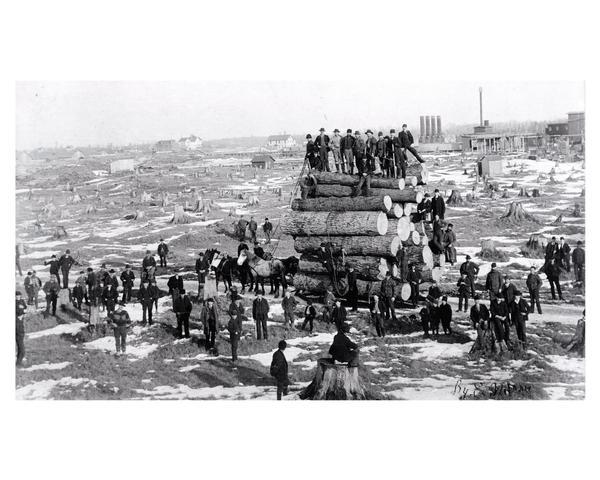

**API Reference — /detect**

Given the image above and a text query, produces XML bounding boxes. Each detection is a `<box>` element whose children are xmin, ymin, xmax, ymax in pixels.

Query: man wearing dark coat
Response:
<box><xmin>157</xmin><ymin>239</ymin><xmax>169</xmax><ymax>268</ymax></box>
<box><xmin>227</xmin><ymin>296</ymin><xmax>244</xmax><ymax>362</ymax></box>
<box><xmin>399</xmin><ymin>123</ymin><xmax>425</xmax><ymax>163</ymax></box>
<box><xmin>137</xmin><ymin>280</ymin><xmax>154</xmax><ymax>325</ymax></box>
<box><xmin>331</xmin><ymin>299</ymin><xmax>347</xmax><ymax>333</ymax></box>
<box><xmin>16</xmin><ymin>291</ymin><xmax>27</xmax><ymax>367</ymax></box>
<box><xmin>105</xmin><ymin>270</ymin><xmax>119</xmax><ymax>315</ymax></box>
<box><xmin>253</xmin><ymin>242</ymin><xmax>265</xmax><ymax>259</ymax></box>
<box><xmin>340</xmin><ymin>129</ymin><xmax>355</xmax><ymax>174</ymax></box>
<box><xmin>526</xmin><ymin>266</ymin><xmax>543</xmax><ymax>314</ymax></box>
<box><xmin>391</xmin><ymin>129</ymin><xmax>406</xmax><ymax>179</ymax></box>
<box><xmin>419</xmin><ymin>304</ymin><xmax>432</xmax><ymax>338</ymax></box>
<box><xmin>385</xmin><ymin>130</ymin><xmax>397</xmax><ymax>178</ymax></box>
<box><xmin>416</xmin><ymin>194</ymin><xmax>432</xmax><ymax>223</ymax></box>
<box><xmin>490</xmin><ymin>297</ymin><xmax>510</xmax><ymax>345</ymax></box>
<box><xmin>439</xmin><ymin>296</ymin><xmax>453</xmax><ymax>335</ymax></box>
<box><xmin>510</xmin><ymin>291</ymin><xmax>529</xmax><ymax>345</ymax></box>
<box><xmin>572</xmin><ymin>241</ymin><xmax>585</xmax><ymax>284</ymax></box>
<box><xmin>301</xmin><ymin>300</ymin><xmax>317</xmax><ymax>333</ymax></box>
<box><xmin>314</xmin><ymin>128</ymin><xmax>331</xmax><ymax>172</ymax></box>
<box><xmin>469</xmin><ymin>295</ymin><xmax>489</xmax><ymax>329</ymax></box>
<box><xmin>376</xmin><ymin>132</ymin><xmax>387</xmax><ymax>176</ymax></box>
<box><xmin>270</xmin><ymin>340</ymin><xmax>290</xmax><ymax>400</ymax></box>
<box><xmin>329</xmin><ymin>331</ymin><xmax>359</xmax><ymax>366</ymax></box>
<box><xmin>395</xmin><ymin>244</ymin><xmax>409</xmax><ymax>282</ymax></box>
<box><xmin>195</xmin><ymin>251</ymin><xmax>210</xmax><ymax>294</ymax></box>
<box><xmin>58</xmin><ymin>249</ymin><xmax>78</xmax><ymax>288</ymax></box>
<box><xmin>501</xmin><ymin>276</ymin><xmax>517</xmax><ymax>308</ymax></box>
<box><xmin>167</xmin><ymin>273</ymin><xmax>184</xmax><ymax>299</ymax></box>
<box><xmin>370</xmin><ymin>294</ymin><xmax>386</xmax><ymax>337</ymax></box>
<box><xmin>546</xmin><ymin>258</ymin><xmax>563</xmax><ymax>300</ymax></box>
<box><xmin>120</xmin><ymin>265</ymin><xmax>135</xmax><ymax>303</ymax></box>
<box><xmin>305</xmin><ymin>134</ymin><xmax>318</xmax><ymax>170</ymax></box>
<box><xmin>442</xmin><ymin>224</ymin><xmax>457</xmax><ymax>265</ymax></box>
<box><xmin>485</xmin><ymin>263</ymin><xmax>503</xmax><ymax>301</ymax></box>
<box><xmin>252</xmin><ymin>292</ymin><xmax>270</xmax><ymax>340</ymax></box>
<box><xmin>42</xmin><ymin>275</ymin><xmax>60</xmax><ymax>316</ymax></box>
<box><xmin>353</xmin><ymin>131</ymin><xmax>366</xmax><ymax>176</ymax></box>
<box><xmin>429</xmin><ymin>222</ymin><xmax>445</xmax><ymax>255</ymax></box>
<box><xmin>545</xmin><ymin>237</ymin><xmax>560</xmax><ymax>262</ymax></box>
<box><xmin>459</xmin><ymin>255</ymin><xmax>479</xmax><ymax>297</ymax></box>
<box><xmin>379</xmin><ymin>271</ymin><xmax>397</xmax><ymax>321</ymax></box>
<box><xmin>431</xmin><ymin>189</ymin><xmax>446</xmax><ymax>221</ymax></box>
<box><xmin>263</xmin><ymin>217</ymin><xmax>273</xmax><ymax>244</ymax></box>
<box><xmin>346</xmin><ymin>266</ymin><xmax>358</xmax><ymax>312</ymax></box>
<box><xmin>457</xmin><ymin>273</ymin><xmax>470</xmax><ymax>312</ymax></box>
<box><xmin>407</xmin><ymin>265</ymin><xmax>421</xmax><ymax>306</ymax></box>
<box><xmin>142</xmin><ymin>250</ymin><xmax>157</xmax><ymax>277</ymax></box>
<box><xmin>108</xmin><ymin>305</ymin><xmax>132</xmax><ymax>355</ymax></box>
<box><xmin>44</xmin><ymin>254</ymin><xmax>61</xmax><ymax>286</ymax></box>
<box><xmin>173</xmin><ymin>289</ymin><xmax>193</xmax><ymax>338</ymax></box>
<box><xmin>558</xmin><ymin>237</ymin><xmax>571</xmax><ymax>272</ymax></box>
<box><xmin>200</xmin><ymin>298</ymin><xmax>219</xmax><ymax>351</ymax></box>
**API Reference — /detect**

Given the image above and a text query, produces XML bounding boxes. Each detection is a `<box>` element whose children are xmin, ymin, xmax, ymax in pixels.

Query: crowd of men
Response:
<box><xmin>305</xmin><ymin>125</ymin><xmax>425</xmax><ymax>179</ymax></box>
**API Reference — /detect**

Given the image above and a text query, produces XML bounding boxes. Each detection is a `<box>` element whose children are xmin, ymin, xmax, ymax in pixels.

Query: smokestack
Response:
<box><xmin>479</xmin><ymin>87</ymin><xmax>483</xmax><ymax>127</ymax></box>
<box><xmin>420</xmin><ymin>116</ymin><xmax>425</xmax><ymax>141</ymax></box>
<box><xmin>425</xmin><ymin>116</ymin><xmax>431</xmax><ymax>140</ymax></box>
<box><xmin>430</xmin><ymin>115</ymin><xmax>437</xmax><ymax>138</ymax></box>
<box><xmin>436</xmin><ymin>116</ymin><xmax>442</xmax><ymax>138</ymax></box>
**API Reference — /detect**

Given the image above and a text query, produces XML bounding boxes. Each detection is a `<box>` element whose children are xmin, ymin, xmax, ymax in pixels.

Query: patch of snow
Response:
<box><xmin>22</xmin><ymin>361</ymin><xmax>71</xmax><ymax>372</ymax></box>
<box><xmin>27</xmin><ymin>322</ymin><xmax>86</xmax><ymax>339</ymax></box>
<box><xmin>16</xmin><ymin>377</ymin><xmax>97</xmax><ymax>400</ymax></box>
<box><xmin>134</xmin><ymin>384</ymin><xmax>273</xmax><ymax>400</ymax></box>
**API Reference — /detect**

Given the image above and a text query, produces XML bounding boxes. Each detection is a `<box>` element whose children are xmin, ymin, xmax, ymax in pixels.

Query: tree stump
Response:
<box><xmin>171</xmin><ymin>205</ymin><xmax>192</xmax><ymax>224</ymax></box>
<box><xmin>532</xmin><ymin>189</ymin><xmax>541</xmax><ymax>198</ymax></box>
<box><xmin>299</xmin><ymin>358</ymin><xmax>375</xmax><ymax>400</ymax></box>
<box><xmin>469</xmin><ymin>325</ymin><xmax>497</xmax><ymax>357</ymax></box>
<box><xmin>511</xmin><ymin>181</ymin><xmax>518</xmax><ymax>189</ymax></box>
<box><xmin>518</xmin><ymin>187</ymin><xmax>530</xmax><ymax>197</ymax></box>
<box><xmin>500</xmin><ymin>202</ymin><xmax>539</xmax><ymax>224</ymax></box>
<box><xmin>446</xmin><ymin>189</ymin><xmax>464</xmax><ymax>206</ymax></box>
<box><xmin>547</xmin><ymin>176</ymin><xmax>558</xmax><ymax>185</ymax></box>
<box><xmin>501</xmin><ymin>188</ymin><xmax>510</xmax><ymax>198</ymax></box>
<box><xmin>52</xmin><ymin>226</ymin><xmax>68</xmax><ymax>239</ymax></box>
<box><xmin>573</xmin><ymin>203</ymin><xmax>582</xmax><ymax>217</ymax></box>
<box><xmin>141</xmin><ymin>191</ymin><xmax>152</xmax><ymax>203</ymax></box>
<box><xmin>85</xmin><ymin>205</ymin><xmax>97</xmax><ymax>215</ymax></box>
<box><xmin>552</xmin><ymin>214</ymin><xmax>563</xmax><ymax>225</ymax></box>
<box><xmin>565</xmin><ymin>318</ymin><xmax>585</xmax><ymax>356</ymax></box>
<box><xmin>481</xmin><ymin>239</ymin><xmax>496</xmax><ymax>253</ymax></box>
<box><xmin>527</xmin><ymin>233</ymin><xmax>548</xmax><ymax>251</ymax></box>
<box><xmin>580</xmin><ymin>188</ymin><xmax>585</xmax><ymax>198</ymax></box>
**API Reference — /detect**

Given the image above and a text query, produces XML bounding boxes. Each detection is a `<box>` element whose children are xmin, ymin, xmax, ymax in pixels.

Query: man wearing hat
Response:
<box><xmin>469</xmin><ymin>294</ymin><xmax>489</xmax><ymax>329</ymax></box>
<box><xmin>330</xmin><ymin>128</ymin><xmax>342</xmax><ymax>173</ymax></box>
<box><xmin>263</xmin><ymin>217</ymin><xmax>273</xmax><ymax>244</ymax></box>
<box><xmin>439</xmin><ymin>296</ymin><xmax>453</xmax><ymax>335</ymax></box>
<box><xmin>526</xmin><ymin>266</ymin><xmax>543</xmax><ymax>315</ymax></box>
<box><xmin>252</xmin><ymin>291</ymin><xmax>270</xmax><ymax>340</ymax></box>
<box><xmin>331</xmin><ymin>298</ymin><xmax>347</xmax><ymax>333</ymax></box>
<box><xmin>376</xmin><ymin>131</ymin><xmax>387</xmax><ymax>176</ymax></box>
<box><xmin>459</xmin><ymin>255</ymin><xmax>479</xmax><ymax>297</ymax></box>
<box><xmin>442</xmin><ymin>223</ymin><xmax>457</xmax><ymax>265</ymax></box>
<box><xmin>391</xmin><ymin>128</ymin><xmax>407</xmax><ymax>179</ymax></box>
<box><xmin>416</xmin><ymin>192</ymin><xmax>432</xmax><ymax>222</ymax></box>
<box><xmin>304</xmin><ymin>134</ymin><xmax>317</xmax><ymax>170</ymax></box>
<box><xmin>44</xmin><ymin>254</ymin><xmax>61</xmax><ymax>287</ymax></box>
<box><xmin>157</xmin><ymin>238</ymin><xmax>169</xmax><ymax>268</ymax></box>
<box><xmin>16</xmin><ymin>291</ymin><xmax>27</xmax><ymax>366</ymax></box>
<box><xmin>120</xmin><ymin>265</ymin><xmax>135</xmax><ymax>304</ymax></box>
<box><xmin>200</xmin><ymin>298</ymin><xmax>219</xmax><ymax>351</ymax></box>
<box><xmin>510</xmin><ymin>290</ymin><xmax>530</xmax><ymax>345</ymax></box>
<box><xmin>173</xmin><ymin>289</ymin><xmax>193</xmax><ymax>338</ymax></box>
<box><xmin>346</xmin><ymin>265</ymin><xmax>358</xmax><ymax>312</ymax></box>
<box><xmin>386</xmin><ymin>130</ymin><xmax>397</xmax><ymax>178</ymax></box>
<box><xmin>72</xmin><ymin>270</ymin><xmax>86</xmax><ymax>310</ymax></box>
<box><xmin>571</xmin><ymin>240</ymin><xmax>585</xmax><ymax>284</ymax></box>
<box><xmin>501</xmin><ymin>275</ymin><xmax>517</xmax><ymax>307</ymax></box>
<box><xmin>137</xmin><ymin>279</ymin><xmax>154</xmax><ymax>325</ymax></box>
<box><xmin>270</xmin><ymin>340</ymin><xmax>290</xmax><ymax>400</ymax></box>
<box><xmin>340</xmin><ymin>129</ymin><xmax>355</xmax><ymax>174</ymax></box>
<box><xmin>85</xmin><ymin>267</ymin><xmax>97</xmax><ymax>306</ymax></box>
<box><xmin>400</xmin><ymin>123</ymin><xmax>424</xmax><ymax>164</ymax></box>
<box><xmin>485</xmin><ymin>262</ymin><xmax>503</xmax><ymax>301</ymax></box>
<box><xmin>228</xmin><ymin>294</ymin><xmax>245</xmax><ymax>362</ymax></box>
<box><xmin>167</xmin><ymin>271</ymin><xmax>184</xmax><ymax>300</ymax></box>
<box><xmin>105</xmin><ymin>269</ymin><xmax>119</xmax><ymax>315</ymax></box>
<box><xmin>43</xmin><ymin>274</ymin><xmax>60</xmax><ymax>316</ymax></box>
<box><xmin>108</xmin><ymin>304</ymin><xmax>132</xmax><ymax>355</ymax></box>
<box><xmin>142</xmin><ymin>250</ymin><xmax>156</xmax><ymax>279</ymax></box>
<box><xmin>379</xmin><ymin>271</ymin><xmax>397</xmax><ymax>322</ymax></box>
<box><xmin>58</xmin><ymin>248</ymin><xmax>79</xmax><ymax>288</ymax></box>
<box><xmin>195</xmin><ymin>251</ymin><xmax>210</xmax><ymax>297</ymax></box>
<box><xmin>431</xmin><ymin>189</ymin><xmax>446</xmax><ymax>221</ymax></box>
<box><xmin>545</xmin><ymin>236</ymin><xmax>559</xmax><ymax>262</ymax></box>
<box><xmin>353</xmin><ymin>130</ymin><xmax>366</xmax><ymax>175</ymax></box>
<box><xmin>314</xmin><ymin>127</ymin><xmax>331</xmax><ymax>172</ymax></box>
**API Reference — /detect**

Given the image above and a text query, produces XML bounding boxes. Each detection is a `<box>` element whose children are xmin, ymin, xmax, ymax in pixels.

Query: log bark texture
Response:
<box><xmin>406</xmin><ymin>162</ymin><xmax>429</xmax><ymax>185</ymax></box>
<box><xmin>291</xmin><ymin>195</ymin><xmax>392</xmax><ymax>212</ymax></box>
<box><xmin>299</xmin><ymin>255</ymin><xmax>390</xmax><ymax>281</ymax></box>
<box><xmin>387</xmin><ymin>203</ymin><xmax>404</xmax><ymax>219</ymax></box>
<box><xmin>294</xmin><ymin>235</ymin><xmax>401</xmax><ymax>257</ymax></box>
<box><xmin>309</xmin><ymin>172</ymin><xmax>403</xmax><ymax>190</ymax></box>
<box><xmin>293</xmin><ymin>272</ymin><xmax>380</xmax><ymax>298</ymax></box>
<box><xmin>280</xmin><ymin>211</ymin><xmax>388</xmax><ymax>236</ymax></box>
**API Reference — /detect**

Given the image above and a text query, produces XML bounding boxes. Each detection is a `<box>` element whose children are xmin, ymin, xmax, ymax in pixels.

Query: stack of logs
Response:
<box><xmin>281</xmin><ymin>167</ymin><xmax>445</xmax><ymax>303</ymax></box>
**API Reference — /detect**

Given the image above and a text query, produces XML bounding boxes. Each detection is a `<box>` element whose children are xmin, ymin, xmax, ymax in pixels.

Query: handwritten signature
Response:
<box><xmin>453</xmin><ymin>379</ymin><xmax>533</xmax><ymax>400</ymax></box>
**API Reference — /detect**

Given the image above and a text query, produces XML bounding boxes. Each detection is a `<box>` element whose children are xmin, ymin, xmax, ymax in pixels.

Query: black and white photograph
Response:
<box><xmin>3</xmin><ymin>1</ymin><xmax>598</xmax><ymax>479</ymax></box>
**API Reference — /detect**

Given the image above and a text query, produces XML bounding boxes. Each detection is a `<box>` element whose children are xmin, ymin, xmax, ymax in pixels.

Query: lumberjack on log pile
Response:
<box><xmin>282</xmin><ymin>123</ymin><xmax>443</xmax><ymax>323</ymax></box>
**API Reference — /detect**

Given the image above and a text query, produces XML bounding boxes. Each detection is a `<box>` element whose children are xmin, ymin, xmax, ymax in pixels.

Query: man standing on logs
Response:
<box><xmin>318</xmin><ymin>241</ymin><xmax>345</xmax><ymax>287</ymax></box>
<box><xmin>314</xmin><ymin>127</ymin><xmax>330</xmax><ymax>172</ymax></box>
<box><xmin>380</xmin><ymin>271</ymin><xmax>397</xmax><ymax>322</ymax></box>
<box><xmin>485</xmin><ymin>262</ymin><xmax>503</xmax><ymax>301</ymax></box>
<box><xmin>459</xmin><ymin>255</ymin><xmax>479</xmax><ymax>297</ymax></box>
<box><xmin>330</xmin><ymin>128</ymin><xmax>342</xmax><ymax>173</ymax></box>
<box><xmin>572</xmin><ymin>241</ymin><xmax>585</xmax><ymax>285</ymax></box>
<box><xmin>305</xmin><ymin>134</ymin><xmax>317</xmax><ymax>170</ymax></box>
<box><xmin>431</xmin><ymin>189</ymin><xmax>446</xmax><ymax>221</ymax></box>
<box><xmin>340</xmin><ymin>129</ymin><xmax>355</xmax><ymax>174</ymax></box>
<box><xmin>346</xmin><ymin>265</ymin><xmax>358</xmax><ymax>312</ymax></box>
<box><xmin>157</xmin><ymin>239</ymin><xmax>169</xmax><ymax>268</ymax></box>
<box><xmin>400</xmin><ymin>123</ymin><xmax>425</xmax><ymax>164</ymax></box>
<box><xmin>526</xmin><ymin>266</ymin><xmax>543</xmax><ymax>315</ymax></box>
<box><xmin>353</xmin><ymin>137</ymin><xmax>374</xmax><ymax>197</ymax></box>
<box><xmin>376</xmin><ymin>132</ymin><xmax>387</xmax><ymax>176</ymax></box>
<box><xmin>386</xmin><ymin>130</ymin><xmax>397</xmax><ymax>178</ymax></box>
<box><xmin>270</xmin><ymin>340</ymin><xmax>290</xmax><ymax>400</ymax></box>
<box><xmin>353</xmin><ymin>130</ymin><xmax>366</xmax><ymax>177</ymax></box>
<box><xmin>391</xmin><ymin>128</ymin><xmax>406</xmax><ymax>179</ymax></box>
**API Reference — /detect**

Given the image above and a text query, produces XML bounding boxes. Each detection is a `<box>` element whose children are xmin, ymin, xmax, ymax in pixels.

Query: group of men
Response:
<box><xmin>305</xmin><ymin>125</ymin><xmax>425</xmax><ymax>179</ymax></box>
<box><xmin>236</xmin><ymin>216</ymin><xmax>273</xmax><ymax>243</ymax></box>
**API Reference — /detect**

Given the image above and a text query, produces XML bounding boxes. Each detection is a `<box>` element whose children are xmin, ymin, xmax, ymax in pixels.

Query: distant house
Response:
<box><xmin>545</xmin><ymin>122</ymin><xmax>569</xmax><ymax>136</ymax></box>
<box><xmin>481</xmin><ymin>155</ymin><xmax>504</xmax><ymax>177</ymax></box>
<box><xmin>154</xmin><ymin>140</ymin><xmax>176</xmax><ymax>152</ymax></box>
<box><xmin>251</xmin><ymin>154</ymin><xmax>275</xmax><ymax>169</ymax></box>
<box><xmin>267</xmin><ymin>134</ymin><xmax>296</xmax><ymax>149</ymax></box>
<box><xmin>178</xmin><ymin>135</ymin><xmax>203</xmax><ymax>151</ymax></box>
<box><xmin>109</xmin><ymin>158</ymin><xmax>135</xmax><ymax>174</ymax></box>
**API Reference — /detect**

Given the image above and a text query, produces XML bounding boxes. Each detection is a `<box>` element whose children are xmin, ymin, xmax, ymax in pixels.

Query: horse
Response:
<box><xmin>237</xmin><ymin>249</ymin><xmax>287</xmax><ymax>297</ymax></box>
<box><xmin>210</xmin><ymin>253</ymin><xmax>239</xmax><ymax>293</ymax></box>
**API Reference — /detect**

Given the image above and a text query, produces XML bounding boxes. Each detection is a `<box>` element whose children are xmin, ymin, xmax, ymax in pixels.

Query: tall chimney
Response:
<box><xmin>479</xmin><ymin>87</ymin><xmax>483</xmax><ymax>127</ymax></box>
<box><xmin>419</xmin><ymin>116</ymin><xmax>426</xmax><ymax>142</ymax></box>
<box><xmin>425</xmin><ymin>116</ymin><xmax>431</xmax><ymax>140</ymax></box>
<box><xmin>430</xmin><ymin>115</ymin><xmax>437</xmax><ymax>138</ymax></box>
<box><xmin>436</xmin><ymin>116</ymin><xmax>442</xmax><ymax>138</ymax></box>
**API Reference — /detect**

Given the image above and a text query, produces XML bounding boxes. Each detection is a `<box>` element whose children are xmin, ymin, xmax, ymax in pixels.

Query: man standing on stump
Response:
<box><xmin>58</xmin><ymin>249</ymin><xmax>78</xmax><ymax>288</ymax></box>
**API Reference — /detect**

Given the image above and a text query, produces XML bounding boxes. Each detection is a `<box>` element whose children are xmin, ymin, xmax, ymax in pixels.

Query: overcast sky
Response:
<box><xmin>16</xmin><ymin>81</ymin><xmax>584</xmax><ymax>150</ymax></box>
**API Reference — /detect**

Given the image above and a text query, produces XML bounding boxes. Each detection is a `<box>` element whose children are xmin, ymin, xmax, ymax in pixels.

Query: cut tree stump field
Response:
<box><xmin>500</xmin><ymin>202</ymin><xmax>539</xmax><ymax>224</ymax></box>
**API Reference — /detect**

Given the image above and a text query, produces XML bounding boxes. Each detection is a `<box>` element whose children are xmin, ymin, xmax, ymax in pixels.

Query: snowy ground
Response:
<box><xmin>15</xmin><ymin>153</ymin><xmax>585</xmax><ymax>400</ymax></box>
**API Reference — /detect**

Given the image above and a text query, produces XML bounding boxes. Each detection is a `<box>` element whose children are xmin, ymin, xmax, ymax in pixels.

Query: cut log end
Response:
<box><xmin>382</xmin><ymin>195</ymin><xmax>392</xmax><ymax>212</ymax></box>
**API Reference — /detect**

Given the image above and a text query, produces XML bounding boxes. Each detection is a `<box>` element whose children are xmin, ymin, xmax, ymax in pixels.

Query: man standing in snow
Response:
<box><xmin>248</xmin><ymin>216</ymin><xmax>258</xmax><ymax>244</ymax></box>
<box><xmin>142</xmin><ymin>250</ymin><xmax>157</xmax><ymax>279</ymax></box>
<box><xmin>173</xmin><ymin>289</ymin><xmax>193</xmax><ymax>339</ymax></box>
<box><xmin>485</xmin><ymin>262</ymin><xmax>503</xmax><ymax>301</ymax></box>
<box><xmin>281</xmin><ymin>290</ymin><xmax>298</xmax><ymax>328</ymax></box>
<box><xmin>120</xmin><ymin>264</ymin><xmax>135</xmax><ymax>304</ymax></box>
<box><xmin>270</xmin><ymin>340</ymin><xmax>290</xmax><ymax>400</ymax></box>
<box><xmin>44</xmin><ymin>254</ymin><xmax>61</xmax><ymax>287</ymax></box>
<box><xmin>109</xmin><ymin>304</ymin><xmax>132</xmax><ymax>356</ymax></box>
<box><xmin>43</xmin><ymin>275</ymin><xmax>60</xmax><ymax>316</ymax></box>
<box><xmin>58</xmin><ymin>249</ymin><xmax>78</xmax><ymax>288</ymax></box>
<box><xmin>431</xmin><ymin>189</ymin><xmax>446</xmax><ymax>221</ymax></box>
<box><xmin>546</xmin><ymin>258</ymin><xmax>564</xmax><ymax>301</ymax></box>
<box><xmin>459</xmin><ymin>255</ymin><xmax>479</xmax><ymax>297</ymax></box>
<box><xmin>263</xmin><ymin>217</ymin><xmax>273</xmax><ymax>244</ymax></box>
<box><xmin>200</xmin><ymin>298</ymin><xmax>219</xmax><ymax>351</ymax></box>
<box><xmin>137</xmin><ymin>280</ymin><xmax>154</xmax><ymax>325</ymax></box>
<box><xmin>510</xmin><ymin>291</ymin><xmax>529</xmax><ymax>346</ymax></box>
<box><xmin>195</xmin><ymin>251</ymin><xmax>210</xmax><ymax>297</ymax></box>
<box><xmin>16</xmin><ymin>291</ymin><xmax>27</xmax><ymax>367</ymax></box>
<box><xmin>558</xmin><ymin>237</ymin><xmax>571</xmax><ymax>272</ymax></box>
<box><xmin>228</xmin><ymin>295</ymin><xmax>245</xmax><ymax>362</ymax></box>
<box><xmin>526</xmin><ymin>266</ymin><xmax>543</xmax><ymax>314</ymax></box>
<box><xmin>252</xmin><ymin>291</ymin><xmax>270</xmax><ymax>340</ymax></box>
<box><xmin>572</xmin><ymin>241</ymin><xmax>585</xmax><ymax>284</ymax></box>
<box><xmin>157</xmin><ymin>239</ymin><xmax>169</xmax><ymax>268</ymax></box>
